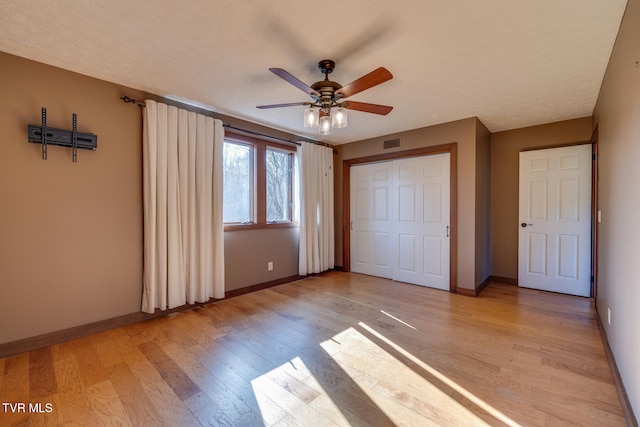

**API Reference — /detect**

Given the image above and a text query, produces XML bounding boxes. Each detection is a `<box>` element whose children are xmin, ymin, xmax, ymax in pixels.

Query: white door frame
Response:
<box><xmin>343</xmin><ymin>143</ymin><xmax>458</xmax><ymax>293</ymax></box>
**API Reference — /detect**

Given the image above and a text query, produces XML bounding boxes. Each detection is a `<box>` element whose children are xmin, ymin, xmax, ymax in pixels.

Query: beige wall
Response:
<box><xmin>335</xmin><ymin>117</ymin><xmax>482</xmax><ymax>290</ymax></box>
<box><xmin>593</xmin><ymin>0</ymin><xmax>640</xmax><ymax>417</ymax></box>
<box><xmin>0</xmin><ymin>53</ymin><xmax>145</xmax><ymax>343</ymax></box>
<box><xmin>489</xmin><ymin>117</ymin><xmax>593</xmax><ymax>280</ymax></box>
<box><xmin>224</xmin><ymin>227</ymin><xmax>299</xmax><ymax>291</ymax></box>
<box><xmin>0</xmin><ymin>52</ymin><xmax>300</xmax><ymax>344</ymax></box>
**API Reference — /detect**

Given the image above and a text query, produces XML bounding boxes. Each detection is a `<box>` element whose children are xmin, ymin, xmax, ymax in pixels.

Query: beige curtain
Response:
<box><xmin>142</xmin><ymin>100</ymin><xmax>224</xmax><ymax>313</ymax></box>
<box><xmin>298</xmin><ymin>142</ymin><xmax>335</xmax><ymax>275</ymax></box>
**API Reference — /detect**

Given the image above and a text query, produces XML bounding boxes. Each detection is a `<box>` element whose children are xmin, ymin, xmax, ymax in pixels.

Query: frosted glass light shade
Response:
<box><xmin>319</xmin><ymin>115</ymin><xmax>331</xmax><ymax>135</ymax></box>
<box><xmin>303</xmin><ymin>108</ymin><xmax>319</xmax><ymax>128</ymax></box>
<box><xmin>332</xmin><ymin>107</ymin><xmax>347</xmax><ymax>128</ymax></box>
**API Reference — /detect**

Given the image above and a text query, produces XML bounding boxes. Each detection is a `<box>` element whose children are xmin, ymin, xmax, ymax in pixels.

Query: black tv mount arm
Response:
<box><xmin>27</xmin><ymin>108</ymin><xmax>97</xmax><ymax>162</ymax></box>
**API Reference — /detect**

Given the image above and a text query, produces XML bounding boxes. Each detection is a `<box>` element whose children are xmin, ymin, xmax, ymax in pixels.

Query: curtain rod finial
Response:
<box><xmin>120</xmin><ymin>95</ymin><xmax>145</xmax><ymax>107</ymax></box>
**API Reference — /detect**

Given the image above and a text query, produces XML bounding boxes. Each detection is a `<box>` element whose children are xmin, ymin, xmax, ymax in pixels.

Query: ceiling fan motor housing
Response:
<box><xmin>311</xmin><ymin>80</ymin><xmax>342</xmax><ymax>111</ymax></box>
<box><xmin>309</xmin><ymin>60</ymin><xmax>342</xmax><ymax>111</ymax></box>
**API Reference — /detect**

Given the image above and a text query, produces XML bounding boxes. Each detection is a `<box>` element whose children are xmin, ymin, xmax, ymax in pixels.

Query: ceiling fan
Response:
<box><xmin>257</xmin><ymin>60</ymin><xmax>393</xmax><ymax>134</ymax></box>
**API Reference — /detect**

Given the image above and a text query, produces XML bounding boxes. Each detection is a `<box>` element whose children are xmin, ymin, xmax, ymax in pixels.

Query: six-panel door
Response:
<box><xmin>518</xmin><ymin>144</ymin><xmax>592</xmax><ymax>297</ymax></box>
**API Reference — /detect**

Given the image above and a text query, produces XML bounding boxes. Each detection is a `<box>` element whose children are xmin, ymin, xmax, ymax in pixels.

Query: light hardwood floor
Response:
<box><xmin>0</xmin><ymin>271</ymin><xmax>627</xmax><ymax>426</ymax></box>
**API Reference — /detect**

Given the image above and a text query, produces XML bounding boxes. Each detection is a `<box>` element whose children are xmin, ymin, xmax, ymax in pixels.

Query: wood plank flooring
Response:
<box><xmin>0</xmin><ymin>272</ymin><xmax>627</xmax><ymax>426</ymax></box>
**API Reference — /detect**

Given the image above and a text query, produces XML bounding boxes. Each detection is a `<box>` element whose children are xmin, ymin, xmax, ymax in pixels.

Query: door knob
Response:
<box><xmin>521</xmin><ymin>222</ymin><xmax>533</xmax><ymax>228</ymax></box>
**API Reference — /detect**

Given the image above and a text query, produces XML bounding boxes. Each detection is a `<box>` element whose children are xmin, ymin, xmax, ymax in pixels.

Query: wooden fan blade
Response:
<box><xmin>342</xmin><ymin>101</ymin><xmax>393</xmax><ymax>115</ymax></box>
<box><xmin>335</xmin><ymin>67</ymin><xmax>393</xmax><ymax>98</ymax></box>
<box><xmin>269</xmin><ymin>68</ymin><xmax>320</xmax><ymax>96</ymax></box>
<box><xmin>257</xmin><ymin>102</ymin><xmax>309</xmax><ymax>109</ymax></box>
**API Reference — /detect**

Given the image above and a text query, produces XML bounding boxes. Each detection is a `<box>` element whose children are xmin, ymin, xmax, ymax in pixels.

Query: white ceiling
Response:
<box><xmin>0</xmin><ymin>1</ymin><xmax>628</xmax><ymax>145</ymax></box>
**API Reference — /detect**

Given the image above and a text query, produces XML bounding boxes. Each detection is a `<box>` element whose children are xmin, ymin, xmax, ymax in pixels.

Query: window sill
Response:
<box><xmin>224</xmin><ymin>221</ymin><xmax>299</xmax><ymax>232</ymax></box>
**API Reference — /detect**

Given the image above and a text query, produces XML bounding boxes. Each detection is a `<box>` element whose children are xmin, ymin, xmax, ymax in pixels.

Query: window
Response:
<box><xmin>223</xmin><ymin>132</ymin><xmax>296</xmax><ymax>229</ymax></box>
<box><xmin>266</xmin><ymin>148</ymin><xmax>293</xmax><ymax>222</ymax></box>
<box><xmin>223</xmin><ymin>141</ymin><xmax>253</xmax><ymax>223</ymax></box>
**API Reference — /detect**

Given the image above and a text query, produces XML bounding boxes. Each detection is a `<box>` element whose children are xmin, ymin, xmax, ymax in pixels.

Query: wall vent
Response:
<box><xmin>383</xmin><ymin>138</ymin><xmax>400</xmax><ymax>149</ymax></box>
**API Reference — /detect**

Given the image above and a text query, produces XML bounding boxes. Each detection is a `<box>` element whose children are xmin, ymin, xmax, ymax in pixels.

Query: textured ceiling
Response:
<box><xmin>0</xmin><ymin>1</ymin><xmax>628</xmax><ymax>144</ymax></box>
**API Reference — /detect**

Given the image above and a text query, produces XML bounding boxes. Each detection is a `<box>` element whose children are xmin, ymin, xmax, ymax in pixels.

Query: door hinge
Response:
<box><xmin>592</xmin><ymin>153</ymin><xmax>596</xmax><ymax>161</ymax></box>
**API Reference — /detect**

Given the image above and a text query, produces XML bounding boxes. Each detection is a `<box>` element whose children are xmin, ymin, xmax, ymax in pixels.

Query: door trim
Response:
<box><xmin>342</xmin><ymin>143</ymin><xmax>458</xmax><ymax>292</ymax></box>
<box><xmin>590</xmin><ymin>126</ymin><xmax>599</xmax><ymax>298</ymax></box>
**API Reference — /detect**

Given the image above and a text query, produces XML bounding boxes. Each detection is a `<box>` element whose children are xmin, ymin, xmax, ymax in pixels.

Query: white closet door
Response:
<box><xmin>350</xmin><ymin>161</ymin><xmax>393</xmax><ymax>279</ymax></box>
<box><xmin>350</xmin><ymin>153</ymin><xmax>450</xmax><ymax>291</ymax></box>
<box><xmin>392</xmin><ymin>153</ymin><xmax>450</xmax><ymax>290</ymax></box>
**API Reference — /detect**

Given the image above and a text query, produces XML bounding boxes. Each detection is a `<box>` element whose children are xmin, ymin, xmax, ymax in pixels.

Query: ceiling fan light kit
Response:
<box><xmin>303</xmin><ymin>107</ymin><xmax>319</xmax><ymax>128</ymax></box>
<box><xmin>319</xmin><ymin>115</ymin><xmax>332</xmax><ymax>135</ymax></box>
<box><xmin>257</xmin><ymin>59</ymin><xmax>393</xmax><ymax>136</ymax></box>
<box><xmin>331</xmin><ymin>107</ymin><xmax>347</xmax><ymax>128</ymax></box>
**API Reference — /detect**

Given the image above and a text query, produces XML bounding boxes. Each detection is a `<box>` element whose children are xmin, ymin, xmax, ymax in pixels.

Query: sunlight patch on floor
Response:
<box><xmin>321</xmin><ymin>326</ymin><xmax>493</xmax><ymax>426</ymax></box>
<box><xmin>380</xmin><ymin>309</ymin><xmax>417</xmax><ymax>330</ymax></box>
<box><xmin>249</xmin><ymin>322</ymin><xmax>522</xmax><ymax>426</ymax></box>
<box><xmin>250</xmin><ymin>356</ymin><xmax>351</xmax><ymax>427</ymax></box>
<box><xmin>358</xmin><ymin>322</ymin><xmax>523</xmax><ymax>427</ymax></box>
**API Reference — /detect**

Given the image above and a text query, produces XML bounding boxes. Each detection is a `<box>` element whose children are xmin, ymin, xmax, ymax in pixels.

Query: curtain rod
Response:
<box><xmin>120</xmin><ymin>96</ymin><xmax>337</xmax><ymax>152</ymax></box>
<box><xmin>223</xmin><ymin>124</ymin><xmax>299</xmax><ymax>146</ymax></box>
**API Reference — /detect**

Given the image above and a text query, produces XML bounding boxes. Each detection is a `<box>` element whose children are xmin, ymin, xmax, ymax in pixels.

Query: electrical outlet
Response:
<box><xmin>268</xmin><ymin>261</ymin><xmax>273</xmax><ymax>271</ymax></box>
<box><xmin>608</xmin><ymin>308</ymin><xmax>611</xmax><ymax>325</ymax></box>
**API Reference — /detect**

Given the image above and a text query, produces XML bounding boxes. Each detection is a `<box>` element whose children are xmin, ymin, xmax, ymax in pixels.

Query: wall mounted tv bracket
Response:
<box><xmin>27</xmin><ymin>108</ymin><xmax>97</xmax><ymax>162</ymax></box>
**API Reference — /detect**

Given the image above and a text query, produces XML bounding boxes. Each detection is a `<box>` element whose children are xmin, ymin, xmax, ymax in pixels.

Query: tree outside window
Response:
<box><xmin>266</xmin><ymin>148</ymin><xmax>292</xmax><ymax>222</ymax></box>
<box><xmin>223</xmin><ymin>141</ymin><xmax>253</xmax><ymax>223</ymax></box>
<box><xmin>222</xmin><ymin>133</ymin><xmax>296</xmax><ymax>229</ymax></box>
